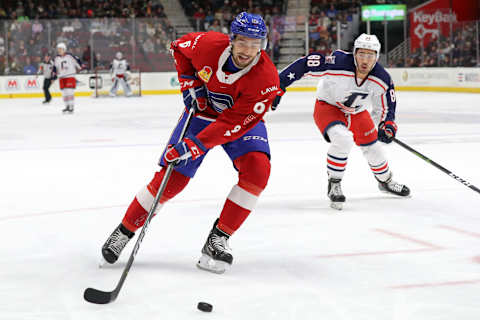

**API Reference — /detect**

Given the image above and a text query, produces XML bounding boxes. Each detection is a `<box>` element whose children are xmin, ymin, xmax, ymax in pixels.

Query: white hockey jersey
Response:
<box><xmin>53</xmin><ymin>53</ymin><xmax>82</xmax><ymax>78</ymax></box>
<box><xmin>279</xmin><ymin>50</ymin><xmax>396</xmax><ymax>125</ymax></box>
<box><xmin>110</xmin><ymin>59</ymin><xmax>130</xmax><ymax>76</ymax></box>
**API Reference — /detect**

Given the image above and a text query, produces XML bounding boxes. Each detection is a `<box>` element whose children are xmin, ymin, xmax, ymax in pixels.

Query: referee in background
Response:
<box><xmin>37</xmin><ymin>53</ymin><xmax>55</xmax><ymax>104</ymax></box>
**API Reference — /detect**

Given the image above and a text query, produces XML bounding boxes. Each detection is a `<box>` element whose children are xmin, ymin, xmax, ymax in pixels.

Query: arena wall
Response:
<box><xmin>1</xmin><ymin>68</ymin><xmax>480</xmax><ymax>98</ymax></box>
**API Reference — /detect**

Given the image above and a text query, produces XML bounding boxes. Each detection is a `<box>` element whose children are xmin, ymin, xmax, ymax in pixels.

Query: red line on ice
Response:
<box><xmin>389</xmin><ymin>279</ymin><xmax>480</xmax><ymax>289</ymax></box>
<box><xmin>374</xmin><ymin>228</ymin><xmax>443</xmax><ymax>249</ymax></box>
<box><xmin>437</xmin><ymin>225</ymin><xmax>480</xmax><ymax>239</ymax></box>
<box><xmin>317</xmin><ymin>248</ymin><xmax>439</xmax><ymax>258</ymax></box>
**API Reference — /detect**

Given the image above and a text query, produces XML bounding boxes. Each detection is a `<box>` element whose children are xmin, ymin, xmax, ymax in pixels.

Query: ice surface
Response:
<box><xmin>1</xmin><ymin>91</ymin><xmax>479</xmax><ymax>319</ymax></box>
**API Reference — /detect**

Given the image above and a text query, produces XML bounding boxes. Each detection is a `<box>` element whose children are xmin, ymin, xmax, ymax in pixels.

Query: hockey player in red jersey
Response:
<box><xmin>100</xmin><ymin>12</ymin><xmax>280</xmax><ymax>274</ymax></box>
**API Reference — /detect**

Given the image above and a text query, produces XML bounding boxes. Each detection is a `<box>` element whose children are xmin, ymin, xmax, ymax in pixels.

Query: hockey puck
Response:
<box><xmin>197</xmin><ymin>302</ymin><xmax>213</xmax><ymax>312</ymax></box>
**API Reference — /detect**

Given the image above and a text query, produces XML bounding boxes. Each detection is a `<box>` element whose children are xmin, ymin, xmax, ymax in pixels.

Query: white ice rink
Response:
<box><xmin>1</xmin><ymin>91</ymin><xmax>479</xmax><ymax>319</ymax></box>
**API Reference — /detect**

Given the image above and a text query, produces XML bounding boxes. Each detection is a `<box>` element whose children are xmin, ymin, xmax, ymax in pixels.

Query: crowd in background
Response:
<box><xmin>0</xmin><ymin>0</ymin><xmax>176</xmax><ymax>74</ymax></box>
<box><xmin>389</xmin><ymin>21</ymin><xmax>479</xmax><ymax>68</ymax></box>
<box><xmin>308</xmin><ymin>2</ymin><xmax>360</xmax><ymax>55</ymax></box>
<box><xmin>0</xmin><ymin>0</ymin><xmax>479</xmax><ymax>75</ymax></box>
<box><xmin>180</xmin><ymin>0</ymin><xmax>285</xmax><ymax>63</ymax></box>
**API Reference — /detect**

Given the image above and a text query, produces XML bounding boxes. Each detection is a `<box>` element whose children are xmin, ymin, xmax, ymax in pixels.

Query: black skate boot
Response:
<box><xmin>42</xmin><ymin>100</ymin><xmax>51</xmax><ymax>104</ymax></box>
<box><xmin>197</xmin><ymin>219</ymin><xmax>233</xmax><ymax>274</ymax></box>
<box><xmin>328</xmin><ymin>178</ymin><xmax>346</xmax><ymax>210</ymax></box>
<box><xmin>101</xmin><ymin>224</ymin><xmax>135</xmax><ymax>264</ymax></box>
<box><xmin>377</xmin><ymin>174</ymin><xmax>410</xmax><ymax>197</ymax></box>
<box><xmin>62</xmin><ymin>106</ymin><xmax>74</xmax><ymax>114</ymax></box>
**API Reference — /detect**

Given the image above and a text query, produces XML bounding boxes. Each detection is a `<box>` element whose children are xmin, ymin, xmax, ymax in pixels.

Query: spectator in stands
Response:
<box><xmin>0</xmin><ymin>36</ymin><xmax>4</xmax><ymax>55</ymax></box>
<box><xmin>82</xmin><ymin>45</ymin><xmax>92</xmax><ymax>70</ymax></box>
<box><xmin>208</xmin><ymin>19</ymin><xmax>227</xmax><ymax>33</ymax></box>
<box><xmin>94</xmin><ymin>52</ymin><xmax>108</xmax><ymax>69</ymax></box>
<box><xmin>8</xmin><ymin>57</ymin><xmax>22</xmax><ymax>74</ymax></box>
<box><xmin>17</xmin><ymin>40</ymin><xmax>28</xmax><ymax>57</ymax></box>
<box><xmin>32</xmin><ymin>19</ymin><xmax>44</xmax><ymax>34</ymax></box>
<box><xmin>0</xmin><ymin>6</ymin><xmax>7</xmax><ymax>19</ymax></box>
<box><xmin>143</xmin><ymin>37</ymin><xmax>155</xmax><ymax>53</ymax></box>
<box><xmin>23</xmin><ymin>56</ymin><xmax>37</xmax><ymax>75</ymax></box>
<box><xmin>194</xmin><ymin>7</ymin><xmax>206</xmax><ymax>21</ymax></box>
<box><xmin>326</xmin><ymin>4</ymin><xmax>337</xmax><ymax>19</ymax></box>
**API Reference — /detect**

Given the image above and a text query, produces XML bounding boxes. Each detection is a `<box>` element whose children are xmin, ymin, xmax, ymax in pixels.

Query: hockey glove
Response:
<box><xmin>271</xmin><ymin>85</ymin><xmax>286</xmax><ymax>111</ymax></box>
<box><xmin>182</xmin><ymin>86</ymin><xmax>208</xmax><ymax>112</ymax></box>
<box><xmin>378</xmin><ymin>121</ymin><xmax>397</xmax><ymax>144</ymax></box>
<box><xmin>164</xmin><ymin>136</ymin><xmax>207</xmax><ymax>166</ymax></box>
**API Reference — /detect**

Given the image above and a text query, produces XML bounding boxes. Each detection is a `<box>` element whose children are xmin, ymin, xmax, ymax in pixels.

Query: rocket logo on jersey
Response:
<box><xmin>198</xmin><ymin>66</ymin><xmax>213</xmax><ymax>83</ymax></box>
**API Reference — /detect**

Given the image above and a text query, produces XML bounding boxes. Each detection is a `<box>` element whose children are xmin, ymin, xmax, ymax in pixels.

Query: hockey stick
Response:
<box><xmin>84</xmin><ymin>107</ymin><xmax>196</xmax><ymax>304</ymax></box>
<box><xmin>393</xmin><ymin>138</ymin><xmax>480</xmax><ymax>194</ymax></box>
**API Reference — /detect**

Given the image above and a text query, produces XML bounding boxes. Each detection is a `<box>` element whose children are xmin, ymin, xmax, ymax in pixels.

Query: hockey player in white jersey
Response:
<box><xmin>53</xmin><ymin>42</ymin><xmax>83</xmax><ymax>113</ymax></box>
<box><xmin>109</xmin><ymin>52</ymin><xmax>132</xmax><ymax>97</ymax></box>
<box><xmin>273</xmin><ymin>33</ymin><xmax>410</xmax><ymax>210</ymax></box>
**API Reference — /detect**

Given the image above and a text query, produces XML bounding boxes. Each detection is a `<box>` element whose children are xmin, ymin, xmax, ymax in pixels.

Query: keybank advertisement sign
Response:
<box><xmin>361</xmin><ymin>4</ymin><xmax>406</xmax><ymax>21</ymax></box>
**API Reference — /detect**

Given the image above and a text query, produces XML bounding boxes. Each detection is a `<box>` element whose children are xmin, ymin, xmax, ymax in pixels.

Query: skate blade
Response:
<box><xmin>196</xmin><ymin>254</ymin><xmax>230</xmax><ymax>274</ymax></box>
<box><xmin>330</xmin><ymin>202</ymin><xmax>343</xmax><ymax>210</ymax></box>
<box><xmin>379</xmin><ymin>188</ymin><xmax>412</xmax><ymax>198</ymax></box>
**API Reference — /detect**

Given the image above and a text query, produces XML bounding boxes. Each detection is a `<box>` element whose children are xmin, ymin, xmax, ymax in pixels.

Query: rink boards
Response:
<box><xmin>1</xmin><ymin>67</ymin><xmax>480</xmax><ymax>98</ymax></box>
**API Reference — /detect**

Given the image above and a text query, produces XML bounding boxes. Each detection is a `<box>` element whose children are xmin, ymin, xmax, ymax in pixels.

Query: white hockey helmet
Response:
<box><xmin>353</xmin><ymin>33</ymin><xmax>381</xmax><ymax>61</ymax></box>
<box><xmin>115</xmin><ymin>51</ymin><xmax>123</xmax><ymax>60</ymax></box>
<box><xmin>57</xmin><ymin>42</ymin><xmax>67</xmax><ymax>51</ymax></box>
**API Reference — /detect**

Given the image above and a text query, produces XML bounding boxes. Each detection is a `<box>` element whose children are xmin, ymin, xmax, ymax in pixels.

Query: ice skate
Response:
<box><xmin>197</xmin><ymin>219</ymin><xmax>233</xmax><ymax>274</ymax></box>
<box><xmin>377</xmin><ymin>174</ymin><xmax>410</xmax><ymax>197</ymax></box>
<box><xmin>328</xmin><ymin>178</ymin><xmax>346</xmax><ymax>210</ymax></box>
<box><xmin>101</xmin><ymin>223</ymin><xmax>135</xmax><ymax>264</ymax></box>
<box><xmin>62</xmin><ymin>106</ymin><xmax>74</xmax><ymax>114</ymax></box>
<box><xmin>42</xmin><ymin>100</ymin><xmax>51</xmax><ymax>104</ymax></box>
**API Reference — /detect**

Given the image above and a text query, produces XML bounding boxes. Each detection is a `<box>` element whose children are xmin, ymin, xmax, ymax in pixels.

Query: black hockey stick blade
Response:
<box><xmin>84</xmin><ymin>287</ymin><xmax>118</xmax><ymax>304</ymax></box>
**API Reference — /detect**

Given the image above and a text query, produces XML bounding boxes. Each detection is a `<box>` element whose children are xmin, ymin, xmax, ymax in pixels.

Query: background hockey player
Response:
<box><xmin>36</xmin><ymin>53</ymin><xmax>55</xmax><ymax>104</ymax></box>
<box><xmin>273</xmin><ymin>33</ymin><xmax>410</xmax><ymax>210</ymax></box>
<box><xmin>109</xmin><ymin>51</ymin><xmax>132</xmax><ymax>97</ymax></box>
<box><xmin>100</xmin><ymin>12</ymin><xmax>280</xmax><ymax>274</ymax></box>
<box><xmin>53</xmin><ymin>42</ymin><xmax>83</xmax><ymax>113</ymax></box>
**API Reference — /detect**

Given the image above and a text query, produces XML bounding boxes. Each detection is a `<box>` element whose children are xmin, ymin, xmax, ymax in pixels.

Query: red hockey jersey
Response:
<box><xmin>171</xmin><ymin>31</ymin><xmax>280</xmax><ymax>149</ymax></box>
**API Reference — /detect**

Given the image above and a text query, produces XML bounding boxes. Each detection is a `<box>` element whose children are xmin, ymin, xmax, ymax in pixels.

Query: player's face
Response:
<box><xmin>355</xmin><ymin>48</ymin><xmax>376</xmax><ymax>74</ymax></box>
<box><xmin>232</xmin><ymin>35</ymin><xmax>262</xmax><ymax>68</ymax></box>
<box><xmin>57</xmin><ymin>47</ymin><xmax>65</xmax><ymax>56</ymax></box>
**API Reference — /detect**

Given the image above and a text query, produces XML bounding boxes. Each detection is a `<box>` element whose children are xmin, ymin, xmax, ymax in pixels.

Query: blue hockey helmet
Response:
<box><xmin>230</xmin><ymin>12</ymin><xmax>268</xmax><ymax>50</ymax></box>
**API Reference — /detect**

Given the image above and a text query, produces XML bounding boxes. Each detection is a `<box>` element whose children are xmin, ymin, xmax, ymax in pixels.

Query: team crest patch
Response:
<box><xmin>198</xmin><ymin>66</ymin><xmax>213</xmax><ymax>83</ymax></box>
<box><xmin>325</xmin><ymin>55</ymin><xmax>336</xmax><ymax>64</ymax></box>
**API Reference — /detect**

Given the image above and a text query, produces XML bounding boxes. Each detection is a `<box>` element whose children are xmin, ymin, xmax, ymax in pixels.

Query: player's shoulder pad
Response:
<box><xmin>243</xmin><ymin>51</ymin><xmax>280</xmax><ymax>96</ymax></box>
<box><xmin>370</xmin><ymin>62</ymin><xmax>393</xmax><ymax>88</ymax></box>
<box><xmin>176</xmin><ymin>31</ymin><xmax>229</xmax><ymax>52</ymax></box>
<box><xmin>323</xmin><ymin>50</ymin><xmax>355</xmax><ymax>71</ymax></box>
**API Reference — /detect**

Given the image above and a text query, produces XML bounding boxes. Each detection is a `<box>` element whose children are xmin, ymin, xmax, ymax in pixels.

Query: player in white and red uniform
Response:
<box><xmin>274</xmin><ymin>33</ymin><xmax>410</xmax><ymax>210</ymax></box>
<box><xmin>109</xmin><ymin>51</ymin><xmax>132</xmax><ymax>97</ymax></box>
<box><xmin>53</xmin><ymin>42</ymin><xmax>83</xmax><ymax>113</ymax></box>
<box><xmin>100</xmin><ymin>12</ymin><xmax>280</xmax><ymax>274</ymax></box>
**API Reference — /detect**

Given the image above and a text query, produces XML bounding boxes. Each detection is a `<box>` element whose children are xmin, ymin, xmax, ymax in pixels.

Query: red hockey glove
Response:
<box><xmin>164</xmin><ymin>136</ymin><xmax>207</xmax><ymax>166</ymax></box>
<box><xmin>378</xmin><ymin>121</ymin><xmax>397</xmax><ymax>144</ymax></box>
